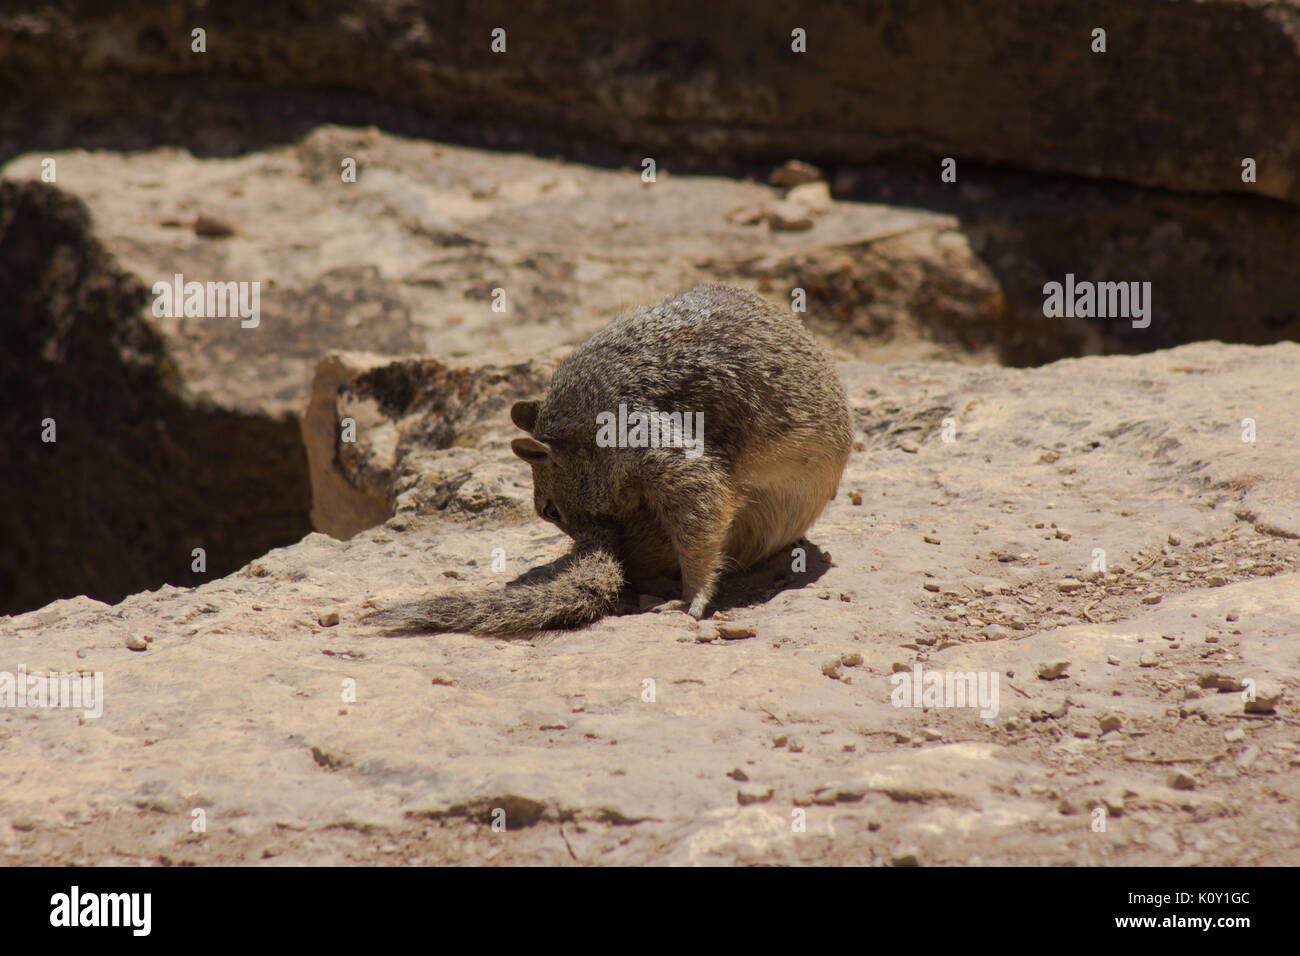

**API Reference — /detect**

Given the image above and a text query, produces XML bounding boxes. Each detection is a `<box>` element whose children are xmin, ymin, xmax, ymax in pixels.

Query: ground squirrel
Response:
<box><xmin>367</xmin><ymin>283</ymin><xmax>852</xmax><ymax>633</ymax></box>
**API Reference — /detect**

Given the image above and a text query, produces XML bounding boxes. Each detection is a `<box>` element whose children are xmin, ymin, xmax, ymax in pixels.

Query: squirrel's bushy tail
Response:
<box><xmin>364</xmin><ymin>546</ymin><xmax>624</xmax><ymax>634</ymax></box>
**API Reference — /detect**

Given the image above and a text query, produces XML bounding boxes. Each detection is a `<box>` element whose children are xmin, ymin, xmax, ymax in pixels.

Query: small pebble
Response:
<box><xmin>125</xmin><ymin>636</ymin><xmax>149</xmax><ymax>651</ymax></box>
<box><xmin>716</xmin><ymin>623</ymin><xmax>756</xmax><ymax>641</ymax></box>
<box><xmin>769</xmin><ymin>159</ymin><xmax>822</xmax><ymax>188</ymax></box>
<box><xmin>318</xmin><ymin>611</ymin><xmax>340</xmax><ymax>627</ymax></box>
<box><xmin>766</xmin><ymin>204</ymin><xmax>813</xmax><ymax>231</ymax></box>
<box><xmin>786</xmin><ymin>181</ymin><xmax>832</xmax><ymax>213</ymax></box>
<box><xmin>1197</xmin><ymin>672</ymin><xmax>1242</xmax><ymax>692</ymax></box>
<box><xmin>194</xmin><ymin>214</ymin><xmax>236</xmax><ymax>238</ymax></box>
<box><xmin>1036</xmin><ymin>660</ymin><xmax>1071</xmax><ymax>680</ymax></box>
<box><xmin>1244</xmin><ymin>680</ymin><xmax>1283</xmax><ymax>714</ymax></box>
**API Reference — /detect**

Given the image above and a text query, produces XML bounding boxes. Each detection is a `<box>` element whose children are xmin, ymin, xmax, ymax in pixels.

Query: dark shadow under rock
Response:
<box><xmin>0</xmin><ymin>180</ymin><xmax>312</xmax><ymax>614</ymax></box>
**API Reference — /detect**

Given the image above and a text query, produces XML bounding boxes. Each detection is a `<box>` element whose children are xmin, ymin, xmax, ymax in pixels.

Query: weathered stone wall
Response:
<box><xmin>4</xmin><ymin>1</ymin><xmax>1298</xmax><ymax>203</ymax></box>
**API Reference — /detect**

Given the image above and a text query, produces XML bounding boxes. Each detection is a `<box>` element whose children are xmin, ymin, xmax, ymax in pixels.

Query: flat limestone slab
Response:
<box><xmin>3</xmin><ymin>340</ymin><xmax>1297</xmax><ymax>865</ymax></box>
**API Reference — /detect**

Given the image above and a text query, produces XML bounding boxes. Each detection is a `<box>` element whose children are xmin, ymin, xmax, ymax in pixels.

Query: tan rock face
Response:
<box><xmin>3</xmin><ymin>340</ymin><xmax>1298</xmax><ymax>865</ymax></box>
<box><xmin>311</xmin><ymin>353</ymin><xmax>553</xmax><ymax>533</ymax></box>
<box><xmin>5</xmin><ymin>124</ymin><xmax>1299</xmax><ymax>612</ymax></box>
<box><xmin>3</xmin><ymin>2</ymin><xmax>1299</xmax><ymax>204</ymax></box>
<box><xmin>0</xmin><ymin>132</ymin><xmax>965</xmax><ymax>614</ymax></box>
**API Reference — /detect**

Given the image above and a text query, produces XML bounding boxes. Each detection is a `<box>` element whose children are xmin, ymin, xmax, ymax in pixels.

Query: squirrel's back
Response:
<box><xmin>538</xmin><ymin>284</ymin><xmax>847</xmax><ymax>464</ymax></box>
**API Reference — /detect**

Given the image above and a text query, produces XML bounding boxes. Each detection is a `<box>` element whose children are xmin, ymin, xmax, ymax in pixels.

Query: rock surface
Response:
<box><xmin>3</xmin><ymin>340</ymin><xmax>1297</xmax><ymax>865</ymax></box>
<box><xmin>5</xmin><ymin>125</ymin><xmax>1300</xmax><ymax>610</ymax></box>
<box><xmin>4</xmin><ymin>1</ymin><xmax>1300</xmax><ymax>204</ymax></box>
<box><xmin>0</xmin><ymin>131</ymin><xmax>971</xmax><ymax>613</ymax></box>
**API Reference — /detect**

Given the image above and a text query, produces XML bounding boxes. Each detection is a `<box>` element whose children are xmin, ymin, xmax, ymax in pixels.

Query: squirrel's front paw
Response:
<box><xmin>687</xmin><ymin>596</ymin><xmax>711</xmax><ymax>619</ymax></box>
<box><xmin>644</xmin><ymin>598</ymin><xmax>687</xmax><ymax>614</ymax></box>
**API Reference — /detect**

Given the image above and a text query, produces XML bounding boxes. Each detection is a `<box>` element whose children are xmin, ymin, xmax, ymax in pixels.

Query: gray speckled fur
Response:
<box><xmin>368</xmin><ymin>284</ymin><xmax>852</xmax><ymax>634</ymax></box>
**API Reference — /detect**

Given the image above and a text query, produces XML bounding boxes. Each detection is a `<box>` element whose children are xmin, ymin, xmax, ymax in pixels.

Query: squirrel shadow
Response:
<box><xmin>707</xmin><ymin>538</ymin><xmax>836</xmax><ymax>615</ymax></box>
<box><xmin>507</xmin><ymin>538</ymin><xmax>834</xmax><ymax>616</ymax></box>
<box><xmin>622</xmin><ymin>537</ymin><xmax>836</xmax><ymax>617</ymax></box>
<box><xmin>382</xmin><ymin>537</ymin><xmax>836</xmax><ymax>638</ymax></box>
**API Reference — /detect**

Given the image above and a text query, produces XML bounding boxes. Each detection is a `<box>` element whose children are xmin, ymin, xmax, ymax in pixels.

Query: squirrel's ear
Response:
<box><xmin>511</xmin><ymin>400</ymin><xmax>540</xmax><ymax>434</ymax></box>
<box><xmin>511</xmin><ymin>436</ymin><xmax>551</xmax><ymax>462</ymax></box>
